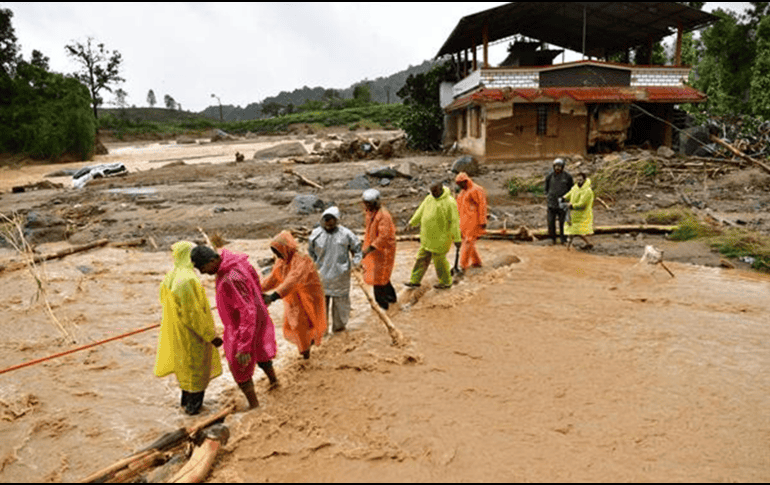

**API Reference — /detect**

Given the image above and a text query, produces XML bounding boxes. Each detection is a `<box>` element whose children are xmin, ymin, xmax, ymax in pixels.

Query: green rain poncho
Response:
<box><xmin>154</xmin><ymin>241</ymin><xmax>222</xmax><ymax>392</ymax></box>
<box><xmin>409</xmin><ymin>186</ymin><xmax>462</xmax><ymax>254</ymax></box>
<box><xmin>564</xmin><ymin>178</ymin><xmax>595</xmax><ymax>236</ymax></box>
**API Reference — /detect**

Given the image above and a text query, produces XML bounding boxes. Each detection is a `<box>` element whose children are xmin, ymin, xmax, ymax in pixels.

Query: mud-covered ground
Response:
<box><xmin>1</xmin><ymin>129</ymin><xmax>769</xmax><ymax>482</ymax></box>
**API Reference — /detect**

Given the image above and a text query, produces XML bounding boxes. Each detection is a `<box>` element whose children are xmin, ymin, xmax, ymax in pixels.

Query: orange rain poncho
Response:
<box><xmin>363</xmin><ymin>207</ymin><xmax>397</xmax><ymax>286</ymax></box>
<box><xmin>154</xmin><ymin>241</ymin><xmax>222</xmax><ymax>392</ymax></box>
<box><xmin>455</xmin><ymin>172</ymin><xmax>488</xmax><ymax>269</ymax></box>
<box><xmin>263</xmin><ymin>231</ymin><xmax>327</xmax><ymax>353</ymax></box>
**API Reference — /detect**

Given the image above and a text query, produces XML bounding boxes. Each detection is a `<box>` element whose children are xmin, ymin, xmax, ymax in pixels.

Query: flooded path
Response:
<box><xmin>0</xmin><ymin>240</ymin><xmax>769</xmax><ymax>482</ymax></box>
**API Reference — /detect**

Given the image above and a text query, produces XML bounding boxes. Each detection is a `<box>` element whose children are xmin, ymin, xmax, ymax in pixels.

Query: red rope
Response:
<box><xmin>0</xmin><ymin>323</ymin><xmax>160</xmax><ymax>376</ymax></box>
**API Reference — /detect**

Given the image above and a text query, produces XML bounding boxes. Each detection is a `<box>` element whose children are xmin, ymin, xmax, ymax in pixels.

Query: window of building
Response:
<box><xmin>537</xmin><ymin>105</ymin><xmax>548</xmax><ymax>135</ymax></box>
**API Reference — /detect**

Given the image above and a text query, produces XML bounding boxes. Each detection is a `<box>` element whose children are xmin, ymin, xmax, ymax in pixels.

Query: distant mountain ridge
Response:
<box><xmin>199</xmin><ymin>59</ymin><xmax>440</xmax><ymax>122</ymax></box>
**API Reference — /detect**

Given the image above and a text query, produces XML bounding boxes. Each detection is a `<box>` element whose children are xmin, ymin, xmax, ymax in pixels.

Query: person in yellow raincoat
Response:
<box><xmin>563</xmin><ymin>172</ymin><xmax>595</xmax><ymax>250</ymax></box>
<box><xmin>154</xmin><ymin>241</ymin><xmax>223</xmax><ymax>415</ymax></box>
<box><xmin>405</xmin><ymin>180</ymin><xmax>462</xmax><ymax>290</ymax></box>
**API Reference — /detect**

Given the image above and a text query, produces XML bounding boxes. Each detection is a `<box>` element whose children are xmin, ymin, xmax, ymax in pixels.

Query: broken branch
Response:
<box><xmin>710</xmin><ymin>134</ymin><xmax>770</xmax><ymax>175</ymax></box>
<box><xmin>285</xmin><ymin>168</ymin><xmax>323</xmax><ymax>189</ymax></box>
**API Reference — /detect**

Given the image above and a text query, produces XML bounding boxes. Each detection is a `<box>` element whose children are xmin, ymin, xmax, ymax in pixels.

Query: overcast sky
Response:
<box><xmin>3</xmin><ymin>2</ymin><xmax>753</xmax><ymax>113</ymax></box>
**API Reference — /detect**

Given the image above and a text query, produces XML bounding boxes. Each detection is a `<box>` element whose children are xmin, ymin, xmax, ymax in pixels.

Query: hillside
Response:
<box><xmin>198</xmin><ymin>59</ymin><xmax>440</xmax><ymax>121</ymax></box>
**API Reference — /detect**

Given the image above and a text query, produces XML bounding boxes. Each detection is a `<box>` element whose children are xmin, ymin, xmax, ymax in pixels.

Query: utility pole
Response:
<box><xmin>211</xmin><ymin>93</ymin><xmax>223</xmax><ymax>121</ymax></box>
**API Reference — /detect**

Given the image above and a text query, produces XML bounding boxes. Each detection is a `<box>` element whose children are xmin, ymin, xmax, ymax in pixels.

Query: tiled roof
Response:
<box><xmin>445</xmin><ymin>86</ymin><xmax>706</xmax><ymax>112</ymax></box>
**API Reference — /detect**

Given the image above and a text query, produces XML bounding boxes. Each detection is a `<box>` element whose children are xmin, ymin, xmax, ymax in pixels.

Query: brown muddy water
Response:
<box><xmin>0</xmin><ymin>240</ymin><xmax>769</xmax><ymax>482</ymax></box>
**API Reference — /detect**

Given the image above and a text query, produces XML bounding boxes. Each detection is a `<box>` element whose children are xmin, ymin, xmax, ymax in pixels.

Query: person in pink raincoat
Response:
<box><xmin>191</xmin><ymin>245</ymin><xmax>278</xmax><ymax>409</ymax></box>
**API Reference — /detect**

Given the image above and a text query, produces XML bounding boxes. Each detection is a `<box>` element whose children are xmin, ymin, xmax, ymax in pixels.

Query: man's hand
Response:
<box><xmin>236</xmin><ymin>353</ymin><xmax>250</xmax><ymax>367</ymax></box>
<box><xmin>211</xmin><ymin>337</ymin><xmax>223</xmax><ymax>348</ymax></box>
<box><xmin>262</xmin><ymin>292</ymin><xmax>280</xmax><ymax>306</ymax></box>
<box><xmin>362</xmin><ymin>246</ymin><xmax>375</xmax><ymax>257</ymax></box>
<box><xmin>481</xmin><ymin>224</ymin><xmax>487</xmax><ymax>230</ymax></box>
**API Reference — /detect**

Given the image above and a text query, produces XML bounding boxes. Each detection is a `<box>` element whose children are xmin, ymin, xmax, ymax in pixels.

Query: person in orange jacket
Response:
<box><xmin>262</xmin><ymin>231</ymin><xmax>327</xmax><ymax>360</ymax></box>
<box><xmin>361</xmin><ymin>189</ymin><xmax>397</xmax><ymax>310</ymax></box>
<box><xmin>455</xmin><ymin>172</ymin><xmax>488</xmax><ymax>270</ymax></box>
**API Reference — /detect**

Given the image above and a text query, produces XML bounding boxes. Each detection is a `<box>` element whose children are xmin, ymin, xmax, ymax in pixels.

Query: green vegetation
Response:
<box><xmin>506</xmin><ymin>176</ymin><xmax>544</xmax><ymax>196</ymax></box>
<box><xmin>98</xmin><ymin>104</ymin><xmax>407</xmax><ymax>140</ymax></box>
<box><xmin>710</xmin><ymin>230</ymin><xmax>770</xmax><ymax>271</ymax></box>
<box><xmin>396</xmin><ymin>61</ymin><xmax>457</xmax><ymax>151</ymax></box>
<box><xmin>645</xmin><ymin>207</ymin><xmax>770</xmax><ymax>271</ymax></box>
<box><xmin>591</xmin><ymin>157</ymin><xmax>659</xmax><ymax>200</ymax></box>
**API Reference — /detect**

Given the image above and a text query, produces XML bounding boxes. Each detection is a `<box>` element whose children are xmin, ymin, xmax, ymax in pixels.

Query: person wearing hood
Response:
<box><xmin>262</xmin><ymin>230</ymin><xmax>327</xmax><ymax>359</ymax></box>
<box><xmin>545</xmin><ymin>158</ymin><xmax>574</xmax><ymax>245</ymax></box>
<box><xmin>405</xmin><ymin>179</ymin><xmax>462</xmax><ymax>290</ymax></box>
<box><xmin>191</xmin><ymin>245</ymin><xmax>278</xmax><ymax>409</ymax></box>
<box><xmin>308</xmin><ymin>206</ymin><xmax>362</xmax><ymax>333</ymax></box>
<box><xmin>563</xmin><ymin>172</ymin><xmax>595</xmax><ymax>250</ymax></box>
<box><xmin>455</xmin><ymin>172</ymin><xmax>488</xmax><ymax>270</ymax></box>
<box><xmin>154</xmin><ymin>241</ymin><xmax>223</xmax><ymax>416</ymax></box>
<box><xmin>361</xmin><ymin>189</ymin><xmax>398</xmax><ymax>310</ymax></box>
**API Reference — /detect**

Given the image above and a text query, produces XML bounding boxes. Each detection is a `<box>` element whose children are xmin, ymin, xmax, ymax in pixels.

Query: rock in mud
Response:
<box><xmin>290</xmin><ymin>194</ymin><xmax>325</xmax><ymax>215</ymax></box>
<box><xmin>253</xmin><ymin>142</ymin><xmax>308</xmax><ymax>160</ymax></box>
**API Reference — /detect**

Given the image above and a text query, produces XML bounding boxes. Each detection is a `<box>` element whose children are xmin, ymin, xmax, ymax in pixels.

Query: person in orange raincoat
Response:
<box><xmin>262</xmin><ymin>231</ymin><xmax>327</xmax><ymax>360</ymax></box>
<box><xmin>455</xmin><ymin>172</ymin><xmax>488</xmax><ymax>270</ymax></box>
<box><xmin>361</xmin><ymin>189</ymin><xmax>397</xmax><ymax>310</ymax></box>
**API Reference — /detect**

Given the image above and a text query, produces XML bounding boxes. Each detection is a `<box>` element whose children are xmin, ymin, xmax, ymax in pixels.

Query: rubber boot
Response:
<box><xmin>237</xmin><ymin>380</ymin><xmax>259</xmax><ymax>409</ymax></box>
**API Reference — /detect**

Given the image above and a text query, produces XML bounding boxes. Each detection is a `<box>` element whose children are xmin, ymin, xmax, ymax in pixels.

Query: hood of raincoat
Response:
<box><xmin>162</xmin><ymin>241</ymin><xmax>195</xmax><ymax>290</ymax></box>
<box><xmin>322</xmin><ymin>206</ymin><xmax>340</xmax><ymax>220</ymax></box>
<box><xmin>271</xmin><ymin>230</ymin><xmax>298</xmax><ymax>261</ymax></box>
<box><xmin>455</xmin><ymin>172</ymin><xmax>471</xmax><ymax>184</ymax></box>
<box><xmin>217</xmin><ymin>248</ymin><xmax>249</xmax><ymax>275</ymax></box>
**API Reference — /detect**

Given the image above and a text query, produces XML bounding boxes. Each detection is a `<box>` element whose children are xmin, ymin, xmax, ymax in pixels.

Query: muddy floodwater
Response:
<box><xmin>0</xmin><ymin>238</ymin><xmax>768</xmax><ymax>482</ymax></box>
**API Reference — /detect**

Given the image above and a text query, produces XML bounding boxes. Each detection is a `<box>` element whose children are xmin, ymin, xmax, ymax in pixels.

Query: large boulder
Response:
<box><xmin>345</xmin><ymin>175</ymin><xmax>371</xmax><ymax>190</ymax></box>
<box><xmin>289</xmin><ymin>194</ymin><xmax>325</xmax><ymax>215</ymax></box>
<box><xmin>23</xmin><ymin>211</ymin><xmax>67</xmax><ymax>244</ymax></box>
<box><xmin>253</xmin><ymin>142</ymin><xmax>308</xmax><ymax>160</ymax></box>
<box><xmin>451</xmin><ymin>155</ymin><xmax>480</xmax><ymax>176</ymax></box>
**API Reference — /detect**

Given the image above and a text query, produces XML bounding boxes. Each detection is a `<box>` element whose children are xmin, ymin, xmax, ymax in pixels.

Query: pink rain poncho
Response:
<box><xmin>214</xmin><ymin>249</ymin><xmax>277</xmax><ymax>384</ymax></box>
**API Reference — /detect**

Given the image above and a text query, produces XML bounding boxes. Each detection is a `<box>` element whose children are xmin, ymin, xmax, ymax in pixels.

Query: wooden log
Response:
<box><xmin>397</xmin><ymin>225</ymin><xmax>676</xmax><ymax>243</ymax></box>
<box><xmin>0</xmin><ymin>239</ymin><xmax>110</xmax><ymax>273</ymax></box>
<box><xmin>78</xmin><ymin>404</ymin><xmax>235</xmax><ymax>483</ymax></box>
<box><xmin>710</xmin><ymin>134</ymin><xmax>770</xmax><ymax>175</ymax></box>
<box><xmin>285</xmin><ymin>168</ymin><xmax>323</xmax><ymax>189</ymax></box>
<box><xmin>167</xmin><ymin>438</ymin><xmax>220</xmax><ymax>483</ymax></box>
<box><xmin>352</xmin><ymin>270</ymin><xmax>406</xmax><ymax>347</ymax></box>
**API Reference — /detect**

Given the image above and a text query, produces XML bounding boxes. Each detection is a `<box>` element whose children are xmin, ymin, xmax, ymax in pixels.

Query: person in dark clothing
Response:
<box><xmin>544</xmin><ymin>158</ymin><xmax>574</xmax><ymax>245</ymax></box>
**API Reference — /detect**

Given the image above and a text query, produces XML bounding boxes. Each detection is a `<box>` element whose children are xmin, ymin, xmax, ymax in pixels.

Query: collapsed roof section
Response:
<box><xmin>436</xmin><ymin>2</ymin><xmax>720</xmax><ymax>60</ymax></box>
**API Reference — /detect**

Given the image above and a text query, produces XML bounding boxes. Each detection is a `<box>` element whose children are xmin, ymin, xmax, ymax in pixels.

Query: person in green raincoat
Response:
<box><xmin>405</xmin><ymin>179</ymin><xmax>462</xmax><ymax>290</ymax></box>
<box><xmin>563</xmin><ymin>172</ymin><xmax>595</xmax><ymax>250</ymax></box>
<box><xmin>154</xmin><ymin>241</ymin><xmax>223</xmax><ymax>415</ymax></box>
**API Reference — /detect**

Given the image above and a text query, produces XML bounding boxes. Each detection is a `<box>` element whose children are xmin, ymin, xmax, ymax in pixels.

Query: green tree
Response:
<box><xmin>396</xmin><ymin>61</ymin><xmax>456</xmax><ymax>151</ymax></box>
<box><xmin>114</xmin><ymin>88</ymin><xmax>128</xmax><ymax>108</ymax></box>
<box><xmin>352</xmin><ymin>83</ymin><xmax>372</xmax><ymax>104</ymax></box>
<box><xmin>147</xmin><ymin>89</ymin><xmax>156</xmax><ymax>108</ymax></box>
<box><xmin>0</xmin><ymin>8</ymin><xmax>20</xmax><ymax>78</ymax></box>
<box><xmin>261</xmin><ymin>101</ymin><xmax>283</xmax><ymax>118</ymax></box>
<box><xmin>692</xmin><ymin>9</ymin><xmax>756</xmax><ymax>115</ymax></box>
<box><xmin>164</xmin><ymin>94</ymin><xmax>176</xmax><ymax>110</ymax></box>
<box><xmin>66</xmin><ymin>37</ymin><xmax>125</xmax><ymax>119</ymax></box>
<box><xmin>750</xmin><ymin>15</ymin><xmax>770</xmax><ymax>119</ymax></box>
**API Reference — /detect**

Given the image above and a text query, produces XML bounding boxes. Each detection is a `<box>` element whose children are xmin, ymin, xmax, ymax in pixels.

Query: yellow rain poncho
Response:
<box><xmin>154</xmin><ymin>241</ymin><xmax>222</xmax><ymax>392</ymax></box>
<box><xmin>564</xmin><ymin>178</ymin><xmax>595</xmax><ymax>236</ymax></box>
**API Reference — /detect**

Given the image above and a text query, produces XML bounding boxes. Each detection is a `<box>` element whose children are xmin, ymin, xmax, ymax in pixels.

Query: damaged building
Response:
<box><xmin>437</xmin><ymin>2</ymin><xmax>720</xmax><ymax>161</ymax></box>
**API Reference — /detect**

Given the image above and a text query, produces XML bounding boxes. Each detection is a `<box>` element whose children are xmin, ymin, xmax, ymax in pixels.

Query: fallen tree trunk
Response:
<box><xmin>396</xmin><ymin>225</ymin><xmax>675</xmax><ymax>243</ymax></box>
<box><xmin>78</xmin><ymin>404</ymin><xmax>235</xmax><ymax>483</ymax></box>
<box><xmin>0</xmin><ymin>238</ymin><xmax>110</xmax><ymax>273</ymax></box>
<box><xmin>710</xmin><ymin>135</ymin><xmax>770</xmax><ymax>175</ymax></box>
<box><xmin>352</xmin><ymin>270</ymin><xmax>406</xmax><ymax>347</ymax></box>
